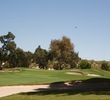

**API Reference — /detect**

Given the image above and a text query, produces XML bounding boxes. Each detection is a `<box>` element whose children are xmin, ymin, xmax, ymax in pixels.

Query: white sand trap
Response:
<box><xmin>87</xmin><ymin>73</ymin><xmax>101</xmax><ymax>77</ymax></box>
<box><xmin>0</xmin><ymin>85</ymin><xmax>49</xmax><ymax>97</ymax></box>
<box><xmin>66</xmin><ymin>72</ymin><xmax>82</xmax><ymax>75</ymax></box>
<box><xmin>67</xmin><ymin>72</ymin><xmax>102</xmax><ymax>77</ymax></box>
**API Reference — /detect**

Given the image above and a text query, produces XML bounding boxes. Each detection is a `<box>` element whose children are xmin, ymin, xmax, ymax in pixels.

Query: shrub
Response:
<box><xmin>91</xmin><ymin>62</ymin><xmax>101</xmax><ymax>70</ymax></box>
<box><xmin>78</xmin><ymin>60</ymin><xmax>91</xmax><ymax>69</ymax></box>
<box><xmin>3</xmin><ymin>62</ymin><xmax>10</xmax><ymax>68</ymax></box>
<box><xmin>29</xmin><ymin>63</ymin><xmax>39</xmax><ymax>69</ymax></box>
<box><xmin>101</xmin><ymin>61</ymin><xmax>109</xmax><ymax>71</ymax></box>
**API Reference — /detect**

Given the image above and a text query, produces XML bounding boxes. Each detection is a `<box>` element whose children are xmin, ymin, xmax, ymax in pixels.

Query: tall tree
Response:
<box><xmin>0</xmin><ymin>32</ymin><xmax>16</xmax><ymax>53</ymax></box>
<box><xmin>34</xmin><ymin>45</ymin><xmax>48</xmax><ymax>69</ymax></box>
<box><xmin>15</xmin><ymin>48</ymin><xmax>29</xmax><ymax>67</ymax></box>
<box><xmin>25</xmin><ymin>51</ymin><xmax>33</xmax><ymax>67</ymax></box>
<box><xmin>0</xmin><ymin>48</ymin><xmax>3</xmax><ymax>69</ymax></box>
<box><xmin>49</xmin><ymin>36</ymin><xmax>79</xmax><ymax>70</ymax></box>
<box><xmin>0</xmin><ymin>32</ymin><xmax>16</xmax><ymax>68</ymax></box>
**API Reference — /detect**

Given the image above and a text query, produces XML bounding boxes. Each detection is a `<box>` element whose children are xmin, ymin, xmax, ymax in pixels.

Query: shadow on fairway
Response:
<box><xmin>20</xmin><ymin>78</ymin><xmax>110</xmax><ymax>96</ymax></box>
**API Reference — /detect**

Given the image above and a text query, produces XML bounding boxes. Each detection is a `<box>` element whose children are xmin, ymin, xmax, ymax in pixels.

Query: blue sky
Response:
<box><xmin>0</xmin><ymin>0</ymin><xmax>110</xmax><ymax>61</ymax></box>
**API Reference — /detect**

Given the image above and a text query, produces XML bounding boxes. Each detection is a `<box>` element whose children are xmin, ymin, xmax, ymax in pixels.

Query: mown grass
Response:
<box><xmin>0</xmin><ymin>68</ymin><xmax>87</xmax><ymax>86</ymax></box>
<box><xmin>0</xmin><ymin>68</ymin><xmax>110</xmax><ymax>100</ymax></box>
<box><xmin>0</xmin><ymin>68</ymin><xmax>110</xmax><ymax>86</ymax></box>
<box><xmin>1</xmin><ymin>89</ymin><xmax>110</xmax><ymax>100</ymax></box>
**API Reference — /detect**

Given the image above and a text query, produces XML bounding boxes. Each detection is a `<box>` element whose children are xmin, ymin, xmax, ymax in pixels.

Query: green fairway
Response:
<box><xmin>0</xmin><ymin>68</ymin><xmax>110</xmax><ymax>86</ymax></box>
<box><xmin>0</xmin><ymin>68</ymin><xmax>110</xmax><ymax>100</ymax></box>
<box><xmin>0</xmin><ymin>68</ymin><xmax>87</xmax><ymax>86</ymax></box>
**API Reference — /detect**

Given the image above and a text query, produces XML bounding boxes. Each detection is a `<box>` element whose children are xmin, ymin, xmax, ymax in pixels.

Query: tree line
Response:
<box><xmin>0</xmin><ymin>32</ymin><xmax>110</xmax><ymax>71</ymax></box>
<box><xmin>0</xmin><ymin>32</ymin><xmax>79</xmax><ymax>70</ymax></box>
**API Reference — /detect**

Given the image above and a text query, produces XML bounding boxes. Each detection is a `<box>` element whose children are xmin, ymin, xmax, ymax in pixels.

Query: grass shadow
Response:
<box><xmin>20</xmin><ymin>78</ymin><xmax>110</xmax><ymax>96</ymax></box>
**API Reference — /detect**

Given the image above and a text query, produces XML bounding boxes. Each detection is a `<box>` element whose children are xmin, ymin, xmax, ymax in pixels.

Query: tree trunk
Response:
<box><xmin>0</xmin><ymin>61</ymin><xmax>3</xmax><ymax>70</ymax></box>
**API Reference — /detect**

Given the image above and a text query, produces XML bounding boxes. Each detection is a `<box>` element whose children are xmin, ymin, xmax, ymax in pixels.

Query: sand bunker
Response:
<box><xmin>0</xmin><ymin>69</ymin><xmax>21</xmax><ymax>72</ymax></box>
<box><xmin>86</xmin><ymin>73</ymin><xmax>102</xmax><ymax>77</ymax></box>
<box><xmin>66</xmin><ymin>72</ymin><xmax>82</xmax><ymax>75</ymax></box>
<box><xmin>67</xmin><ymin>71</ymin><xmax>102</xmax><ymax>77</ymax></box>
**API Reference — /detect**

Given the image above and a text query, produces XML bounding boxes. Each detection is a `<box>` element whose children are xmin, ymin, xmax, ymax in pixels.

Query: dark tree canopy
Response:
<box><xmin>0</xmin><ymin>32</ymin><xmax>108</xmax><ymax>71</ymax></box>
<box><xmin>0</xmin><ymin>32</ymin><xmax>16</xmax><ymax>54</ymax></box>
<box><xmin>101</xmin><ymin>61</ymin><xmax>110</xmax><ymax>71</ymax></box>
<box><xmin>49</xmin><ymin>36</ymin><xmax>79</xmax><ymax>70</ymax></box>
<box><xmin>0</xmin><ymin>32</ymin><xmax>16</xmax><ymax>68</ymax></box>
<box><xmin>78</xmin><ymin>60</ymin><xmax>91</xmax><ymax>69</ymax></box>
<box><xmin>34</xmin><ymin>45</ymin><xmax>48</xmax><ymax>69</ymax></box>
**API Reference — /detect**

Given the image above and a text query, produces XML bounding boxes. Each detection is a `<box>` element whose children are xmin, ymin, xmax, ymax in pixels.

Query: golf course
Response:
<box><xmin>1</xmin><ymin>0</ymin><xmax>110</xmax><ymax>99</ymax></box>
<box><xmin>0</xmin><ymin>68</ymin><xmax>110</xmax><ymax>100</ymax></box>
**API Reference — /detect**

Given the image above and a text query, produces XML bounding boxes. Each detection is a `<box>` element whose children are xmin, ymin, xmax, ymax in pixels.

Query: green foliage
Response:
<box><xmin>101</xmin><ymin>61</ymin><xmax>110</xmax><ymax>71</ymax></box>
<box><xmin>0</xmin><ymin>32</ymin><xmax>16</xmax><ymax>68</ymax></box>
<box><xmin>47</xmin><ymin>60</ymin><xmax>54</xmax><ymax>69</ymax></box>
<box><xmin>0</xmin><ymin>48</ymin><xmax>3</xmax><ymax>64</ymax></box>
<box><xmin>34</xmin><ymin>45</ymin><xmax>48</xmax><ymax>69</ymax></box>
<box><xmin>49</xmin><ymin>36</ymin><xmax>79</xmax><ymax>70</ymax></box>
<box><xmin>78</xmin><ymin>60</ymin><xmax>91</xmax><ymax>69</ymax></box>
<box><xmin>0</xmin><ymin>32</ymin><xmax>16</xmax><ymax>53</ymax></box>
<box><xmin>15</xmin><ymin>48</ymin><xmax>31</xmax><ymax>67</ymax></box>
<box><xmin>2</xmin><ymin>61</ymin><xmax>10</xmax><ymax>68</ymax></box>
<box><xmin>1</xmin><ymin>33</ymin><xmax>109</xmax><ymax>71</ymax></box>
<box><xmin>91</xmin><ymin>62</ymin><xmax>101</xmax><ymax>70</ymax></box>
<box><xmin>29</xmin><ymin>63</ymin><xmax>39</xmax><ymax>69</ymax></box>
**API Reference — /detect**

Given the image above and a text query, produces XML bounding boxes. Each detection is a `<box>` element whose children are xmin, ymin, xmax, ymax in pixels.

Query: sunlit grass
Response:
<box><xmin>0</xmin><ymin>68</ymin><xmax>110</xmax><ymax>99</ymax></box>
<box><xmin>0</xmin><ymin>68</ymin><xmax>110</xmax><ymax>86</ymax></box>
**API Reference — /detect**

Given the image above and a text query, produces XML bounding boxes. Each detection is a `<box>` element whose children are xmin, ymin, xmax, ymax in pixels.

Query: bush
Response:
<box><xmin>91</xmin><ymin>62</ymin><xmax>101</xmax><ymax>70</ymax></box>
<box><xmin>3</xmin><ymin>62</ymin><xmax>10</xmax><ymax>68</ymax></box>
<box><xmin>78</xmin><ymin>60</ymin><xmax>91</xmax><ymax>69</ymax></box>
<box><xmin>47</xmin><ymin>60</ymin><xmax>54</xmax><ymax>69</ymax></box>
<box><xmin>101</xmin><ymin>61</ymin><xmax>109</xmax><ymax>71</ymax></box>
<box><xmin>29</xmin><ymin>63</ymin><xmax>39</xmax><ymax>69</ymax></box>
<box><xmin>47</xmin><ymin>60</ymin><xmax>63</xmax><ymax>70</ymax></box>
